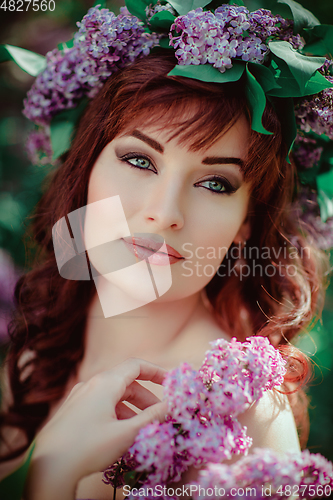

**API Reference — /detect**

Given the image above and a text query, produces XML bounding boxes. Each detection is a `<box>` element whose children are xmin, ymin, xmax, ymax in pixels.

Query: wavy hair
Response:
<box><xmin>0</xmin><ymin>50</ymin><xmax>328</xmax><ymax>459</ymax></box>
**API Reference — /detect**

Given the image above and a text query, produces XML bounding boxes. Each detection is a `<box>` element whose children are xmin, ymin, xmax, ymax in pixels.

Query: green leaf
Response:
<box><xmin>303</xmin><ymin>25</ymin><xmax>333</xmax><ymax>58</ymax></box>
<box><xmin>267</xmin><ymin>56</ymin><xmax>331</xmax><ymax>97</ymax></box>
<box><xmin>276</xmin><ymin>0</ymin><xmax>320</xmax><ymax>34</ymax></box>
<box><xmin>317</xmin><ymin>189</ymin><xmax>333</xmax><ymax>223</ymax></box>
<box><xmin>0</xmin><ymin>44</ymin><xmax>46</xmax><ymax>76</ymax></box>
<box><xmin>248</xmin><ymin>62</ymin><xmax>281</xmax><ymax>93</ymax></box>
<box><xmin>149</xmin><ymin>11</ymin><xmax>176</xmax><ymax>31</ymax></box>
<box><xmin>125</xmin><ymin>0</ymin><xmax>151</xmax><ymax>22</ymax></box>
<box><xmin>159</xmin><ymin>37</ymin><xmax>173</xmax><ymax>49</ymax></box>
<box><xmin>57</xmin><ymin>39</ymin><xmax>74</xmax><ymax>51</ymax></box>
<box><xmin>317</xmin><ymin>169</ymin><xmax>333</xmax><ymax>199</ymax></box>
<box><xmin>245</xmin><ymin>65</ymin><xmax>272</xmax><ymax>135</ymax></box>
<box><xmin>229</xmin><ymin>0</ymin><xmax>244</xmax><ymax>5</ymax></box>
<box><xmin>93</xmin><ymin>0</ymin><xmax>106</xmax><ymax>6</ymax></box>
<box><xmin>50</xmin><ymin>99</ymin><xmax>88</xmax><ymax>159</ymax></box>
<box><xmin>269</xmin><ymin>41</ymin><xmax>325</xmax><ymax>93</ymax></box>
<box><xmin>305</xmin><ymin>71</ymin><xmax>333</xmax><ymax>95</ymax></box>
<box><xmin>168</xmin><ymin>0</ymin><xmax>211</xmax><ymax>16</ymax></box>
<box><xmin>168</xmin><ymin>61</ymin><xmax>245</xmax><ymax>83</ymax></box>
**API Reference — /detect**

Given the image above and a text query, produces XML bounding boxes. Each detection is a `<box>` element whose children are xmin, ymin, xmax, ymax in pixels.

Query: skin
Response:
<box><xmin>77</xmin><ymin>115</ymin><xmax>252</xmax><ymax>383</ymax></box>
<box><xmin>1</xmin><ymin>114</ymin><xmax>300</xmax><ymax>499</ymax></box>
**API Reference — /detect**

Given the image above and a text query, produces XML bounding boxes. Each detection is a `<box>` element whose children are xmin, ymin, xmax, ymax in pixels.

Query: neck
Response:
<box><xmin>78</xmin><ymin>289</ymin><xmax>206</xmax><ymax>380</ymax></box>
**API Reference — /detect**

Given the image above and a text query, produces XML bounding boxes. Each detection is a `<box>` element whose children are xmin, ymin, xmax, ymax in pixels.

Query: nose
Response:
<box><xmin>143</xmin><ymin>175</ymin><xmax>185</xmax><ymax>231</ymax></box>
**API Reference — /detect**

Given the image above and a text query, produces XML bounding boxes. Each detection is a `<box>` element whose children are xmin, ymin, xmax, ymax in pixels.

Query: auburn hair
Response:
<box><xmin>0</xmin><ymin>50</ymin><xmax>328</xmax><ymax>459</ymax></box>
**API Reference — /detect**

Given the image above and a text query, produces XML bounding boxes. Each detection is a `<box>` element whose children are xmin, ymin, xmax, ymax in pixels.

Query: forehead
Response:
<box><xmin>117</xmin><ymin>100</ymin><xmax>250</xmax><ymax>155</ymax></box>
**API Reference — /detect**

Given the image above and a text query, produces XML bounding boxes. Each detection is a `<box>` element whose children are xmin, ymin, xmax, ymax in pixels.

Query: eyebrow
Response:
<box><xmin>129</xmin><ymin>130</ymin><xmax>244</xmax><ymax>168</ymax></box>
<box><xmin>202</xmin><ymin>156</ymin><xmax>244</xmax><ymax>168</ymax></box>
<box><xmin>130</xmin><ymin>130</ymin><xmax>164</xmax><ymax>153</ymax></box>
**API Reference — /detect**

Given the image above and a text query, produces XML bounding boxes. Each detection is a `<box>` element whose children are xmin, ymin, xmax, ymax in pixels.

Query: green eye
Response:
<box><xmin>128</xmin><ymin>157</ymin><xmax>151</xmax><ymax>169</ymax></box>
<box><xmin>206</xmin><ymin>180</ymin><xmax>227</xmax><ymax>192</ymax></box>
<box><xmin>198</xmin><ymin>176</ymin><xmax>236</xmax><ymax>194</ymax></box>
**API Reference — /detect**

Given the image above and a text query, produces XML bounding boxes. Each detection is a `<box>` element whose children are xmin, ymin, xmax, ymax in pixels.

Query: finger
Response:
<box><xmin>122</xmin><ymin>381</ymin><xmax>161</xmax><ymax>410</ymax></box>
<box><xmin>115</xmin><ymin>402</ymin><xmax>137</xmax><ymax>420</ymax></box>
<box><xmin>113</xmin><ymin>401</ymin><xmax>168</xmax><ymax>450</ymax></box>
<box><xmin>108</xmin><ymin>359</ymin><xmax>167</xmax><ymax>405</ymax></box>
<box><xmin>130</xmin><ymin>400</ymin><xmax>168</xmax><ymax>430</ymax></box>
<box><xmin>116</xmin><ymin>358</ymin><xmax>166</xmax><ymax>385</ymax></box>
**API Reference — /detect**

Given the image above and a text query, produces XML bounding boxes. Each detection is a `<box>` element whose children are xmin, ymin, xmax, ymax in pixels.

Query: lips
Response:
<box><xmin>122</xmin><ymin>236</ymin><xmax>185</xmax><ymax>265</ymax></box>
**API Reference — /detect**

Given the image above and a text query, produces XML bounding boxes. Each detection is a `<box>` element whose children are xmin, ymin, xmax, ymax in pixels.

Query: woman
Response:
<box><xmin>0</xmin><ymin>2</ymin><xmax>332</xmax><ymax>498</ymax></box>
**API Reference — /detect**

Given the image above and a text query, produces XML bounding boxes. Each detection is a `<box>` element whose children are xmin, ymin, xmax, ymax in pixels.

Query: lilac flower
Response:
<box><xmin>103</xmin><ymin>336</ymin><xmax>290</xmax><ymax>491</ymax></box>
<box><xmin>23</xmin><ymin>6</ymin><xmax>160</xmax><ymax>125</ymax></box>
<box><xmin>192</xmin><ymin>448</ymin><xmax>333</xmax><ymax>500</ymax></box>
<box><xmin>0</xmin><ymin>249</ymin><xmax>20</xmax><ymax>342</ymax></box>
<box><xmin>291</xmin><ymin>185</ymin><xmax>333</xmax><ymax>250</ymax></box>
<box><xmin>200</xmin><ymin>336</ymin><xmax>286</xmax><ymax>415</ymax></box>
<box><xmin>236</xmin><ymin>35</ymin><xmax>268</xmax><ymax>63</ymax></box>
<box><xmin>127</xmin><ymin>421</ymin><xmax>180</xmax><ymax>486</ymax></box>
<box><xmin>170</xmin><ymin>6</ymin><xmax>273</xmax><ymax>73</ymax></box>
<box><xmin>146</xmin><ymin>1</ymin><xmax>176</xmax><ymax>21</ymax></box>
<box><xmin>295</xmin><ymin>63</ymin><xmax>333</xmax><ymax>139</ymax></box>
<box><xmin>293</xmin><ymin>135</ymin><xmax>323</xmax><ymax>170</ymax></box>
<box><xmin>102</xmin><ymin>452</ymin><xmax>139</xmax><ymax>488</ymax></box>
<box><xmin>25</xmin><ymin>128</ymin><xmax>53</xmax><ymax>166</ymax></box>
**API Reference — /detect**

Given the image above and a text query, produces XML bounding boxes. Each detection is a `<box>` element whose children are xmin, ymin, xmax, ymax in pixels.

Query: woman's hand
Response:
<box><xmin>24</xmin><ymin>358</ymin><xmax>167</xmax><ymax>500</ymax></box>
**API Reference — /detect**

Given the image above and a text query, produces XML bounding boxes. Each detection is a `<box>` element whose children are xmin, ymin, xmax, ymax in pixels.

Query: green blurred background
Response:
<box><xmin>0</xmin><ymin>0</ymin><xmax>332</xmax><ymax>461</ymax></box>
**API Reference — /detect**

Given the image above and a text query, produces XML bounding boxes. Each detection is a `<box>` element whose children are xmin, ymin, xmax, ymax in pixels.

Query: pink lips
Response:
<box><xmin>122</xmin><ymin>236</ymin><xmax>185</xmax><ymax>266</ymax></box>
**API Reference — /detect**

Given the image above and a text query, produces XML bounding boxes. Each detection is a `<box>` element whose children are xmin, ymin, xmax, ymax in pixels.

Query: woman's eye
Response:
<box><xmin>123</xmin><ymin>155</ymin><xmax>153</xmax><ymax>171</ymax></box>
<box><xmin>197</xmin><ymin>177</ymin><xmax>236</xmax><ymax>194</ymax></box>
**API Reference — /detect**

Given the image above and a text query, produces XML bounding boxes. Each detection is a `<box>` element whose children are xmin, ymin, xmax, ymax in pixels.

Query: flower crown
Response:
<box><xmin>1</xmin><ymin>0</ymin><xmax>333</xmax><ymax>246</ymax></box>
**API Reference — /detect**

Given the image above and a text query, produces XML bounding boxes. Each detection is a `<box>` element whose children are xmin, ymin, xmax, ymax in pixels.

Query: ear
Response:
<box><xmin>233</xmin><ymin>215</ymin><xmax>251</xmax><ymax>246</ymax></box>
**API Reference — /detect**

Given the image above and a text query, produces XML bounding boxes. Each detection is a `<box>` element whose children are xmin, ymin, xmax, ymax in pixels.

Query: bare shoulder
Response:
<box><xmin>237</xmin><ymin>389</ymin><xmax>301</xmax><ymax>454</ymax></box>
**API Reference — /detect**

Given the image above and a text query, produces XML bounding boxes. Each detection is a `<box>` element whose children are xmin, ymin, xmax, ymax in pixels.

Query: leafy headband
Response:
<box><xmin>1</xmin><ymin>0</ymin><xmax>333</xmax><ymax>243</ymax></box>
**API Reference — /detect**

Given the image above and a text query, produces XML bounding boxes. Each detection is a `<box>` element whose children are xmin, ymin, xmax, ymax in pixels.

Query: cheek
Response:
<box><xmin>187</xmin><ymin>195</ymin><xmax>249</xmax><ymax>267</ymax></box>
<box><xmin>87</xmin><ymin>162</ymin><xmax>143</xmax><ymax>222</ymax></box>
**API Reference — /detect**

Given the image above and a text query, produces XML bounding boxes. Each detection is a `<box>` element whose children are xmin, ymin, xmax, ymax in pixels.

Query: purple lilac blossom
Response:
<box><xmin>145</xmin><ymin>1</ymin><xmax>176</xmax><ymax>21</ymax></box>
<box><xmin>295</xmin><ymin>62</ymin><xmax>333</xmax><ymax>139</ymax></box>
<box><xmin>192</xmin><ymin>448</ymin><xmax>333</xmax><ymax>499</ymax></box>
<box><xmin>25</xmin><ymin>128</ymin><xmax>53</xmax><ymax>165</ymax></box>
<box><xmin>104</xmin><ymin>337</ymin><xmax>287</xmax><ymax>490</ymax></box>
<box><xmin>293</xmin><ymin>135</ymin><xmax>323</xmax><ymax>170</ymax></box>
<box><xmin>169</xmin><ymin>6</ymin><xmax>269</xmax><ymax>72</ymax></box>
<box><xmin>102</xmin><ymin>452</ymin><xmax>139</xmax><ymax>488</ymax></box>
<box><xmin>291</xmin><ymin>186</ymin><xmax>333</xmax><ymax>250</ymax></box>
<box><xmin>23</xmin><ymin>6</ymin><xmax>160</xmax><ymax>125</ymax></box>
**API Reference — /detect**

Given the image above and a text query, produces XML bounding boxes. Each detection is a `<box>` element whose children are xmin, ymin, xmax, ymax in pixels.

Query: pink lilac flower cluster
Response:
<box><xmin>103</xmin><ymin>337</ymin><xmax>287</xmax><ymax>489</ymax></box>
<box><xmin>23</xmin><ymin>6</ymin><xmax>160</xmax><ymax>125</ymax></box>
<box><xmin>192</xmin><ymin>448</ymin><xmax>333</xmax><ymax>499</ymax></box>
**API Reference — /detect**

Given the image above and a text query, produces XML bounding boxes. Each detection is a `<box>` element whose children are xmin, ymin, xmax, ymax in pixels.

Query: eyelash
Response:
<box><xmin>119</xmin><ymin>153</ymin><xmax>237</xmax><ymax>195</ymax></box>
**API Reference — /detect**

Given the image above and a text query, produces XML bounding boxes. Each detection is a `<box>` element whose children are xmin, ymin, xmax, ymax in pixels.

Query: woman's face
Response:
<box><xmin>85</xmin><ymin>114</ymin><xmax>252</xmax><ymax>306</ymax></box>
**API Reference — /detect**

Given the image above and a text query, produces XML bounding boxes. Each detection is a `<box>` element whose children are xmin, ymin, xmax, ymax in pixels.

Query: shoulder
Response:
<box><xmin>237</xmin><ymin>389</ymin><xmax>301</xmax><ymax>454</ymax></box>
